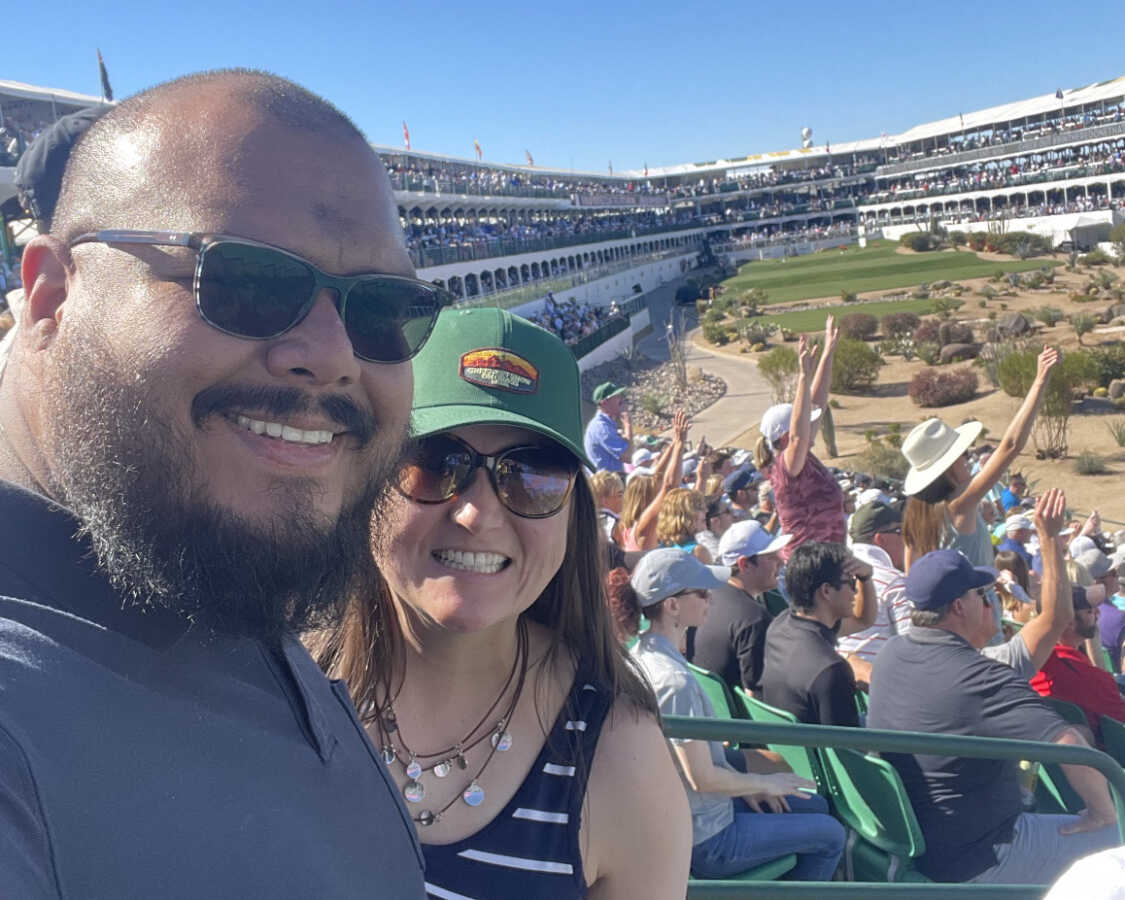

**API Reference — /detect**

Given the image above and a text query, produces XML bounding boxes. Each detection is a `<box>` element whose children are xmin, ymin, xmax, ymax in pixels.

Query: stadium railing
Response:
<box><xmin>663</xmin><ymin>715</ymin><xmax>1125</xmax><ymax>898</ymax></box>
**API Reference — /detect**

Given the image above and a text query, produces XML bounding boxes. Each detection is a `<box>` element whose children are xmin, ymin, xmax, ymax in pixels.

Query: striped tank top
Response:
<box><xmin>422</xmin><ymin>661</ymin><xmax>612</xmax><ymax>900</ymax></box>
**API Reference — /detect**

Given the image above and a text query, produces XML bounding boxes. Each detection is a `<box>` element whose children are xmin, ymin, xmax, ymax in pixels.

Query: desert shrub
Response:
<box><xmin>913</xmin><ymin>319</ymin><xmax>941</xmax><ymax>344</ymax></box>
<box><xmin>702</xmin><ymin>322</ymin><xmax>729</xmax><ymax>345</ymax></box>
<box><xmin>997</xmin><ymin>348</ymin><xmax>1100</xmax><ymax>457</ymax></box>
<box><xmin>915</xmin><ymin>342</ymin><xmax>942</xmax><ymax>365</ymax></box>
<box><xmin>639</xmin><ymin>392</ymin><xmax>666</xmax><ymax>417</ymax></box>
<box><xmin>878</xmin><ymin>337</ymin><xmax>915</xmax><ymax>360</ymax></box>
<box><xmin>739</xmin><ymin>320</ymin><xmax>776</xmax><ymax>345</ymax></box>
<box><xmin>938</xmin><ymin>321</ymin><xmax>975</xmax><ymax>346</ymax></box>
<box><xmin>1070</xmin><ymin>314</ymin><xmax>1097</xmax><ymax>345</ymax></box>
<box><xmin>1080</xmin><ymin>249</ymin><xmax>1112</xmax><ymax>266</ymax></box>
<box><xmin>881</xmin><ymin>311</ymin><xmax>921</xmax><ymax>338</ymax></box>
<box><xmin>900</xmin><ymin>232</ymin><xmax>940</xmax><ymax>252</ymax></box>
<box><xmin>1032</xmin><ymin>306</ymin><xmax>1065</xmax><ymax>326</ymax></box>
<box><xmin>1106</xmin><ymin>419</ymin><xmax>1125</xmax><ymax>448</ymax></box>
<box><xmin>1069</xmin><ymin>293</ymin><xmax>1097</xmax><ymax>304</ymax></box>
<box><xmin>909</xmin><ymin>368</ymin><xmax>979</xmax><ymax>407</ymax></box>
<box><xmin>831</xmin><ymin>338</ymin><xmax>884</xmax><ymax>393</ymax></box>
<box><xmin>932</xmin><ymin>297</ymin><xmax>965</xmax><ymax>318</ymax></box>
<box><xmin>1075</xmin><ymin>451</ymin><xmax>1110</xmax><ymax>476</ymax></box>
<box><xmin>1110</xmin><ymin>223</ymin><xmax>1125</xmax><ymax>265</ymax></box>
<box><xmin>840</xmin><ymin>289</ymin><xmax>858</xmax><ymax>303</ymax></box>
<box><xmin>1089</xmin><ymin>344</ymin><xmax>1125</xmax><ymax>386</ymax></box>
<box><xmin>980</xmin><ymin>284</ymin><xmax>998</xmax><ymax>299</ymax></box>
<box><xmin>949</xmin><ymin>230</ymin><xmax>967</xmax><ymax>248</ymax></box>
<box><xmin>967</xmin><ymin>232</ymin><xmax>988</xmax><ymax>251</ymax></box>
<box><xmin>757</xmin><ymin>346</ymin><xmax>798</xmax><ymax>403</ymax></box>
<box><xmin>839</xmin><ymin>313</ymin><xmax>878</xmax><ymax>341</ymax></box>
<box><xmin>855</xmin><ymin>436</ymin><xmax>910</xmax><ymax>481</ymax></box>
<box><xmin>992</xmin><ymin>232</ymin><xmax>1053</xmax><ymax>258</ymax></box>
<box><xmin>702</xmin><ymin>307</ymin><xmax>725</xmax><ymax>325</ymax></box>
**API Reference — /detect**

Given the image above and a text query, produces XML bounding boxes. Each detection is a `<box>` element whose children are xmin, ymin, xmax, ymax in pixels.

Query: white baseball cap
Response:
<box><xmin>717</xmin><ymin>520</ymin><xmax>792</xmax><ymax>566</ymax></box>
<box><xmin>759</xmin><ymin>403</ymin><xmax>822</xmax><ymax>445</ymax></box>
<box><xmin>1005</xmin><ymin>515</ymin><xmax>1033</xmax><ymax>535</ymax></box>
<box><xmin>631</xmin><ymin>448</ymin><xmax>654</xmax><ymax>467</ymax></box>
<box><xmin>1069</xmin><ymin>536</ymin><xmax>1097</xmax><ymax>559</ymax></box>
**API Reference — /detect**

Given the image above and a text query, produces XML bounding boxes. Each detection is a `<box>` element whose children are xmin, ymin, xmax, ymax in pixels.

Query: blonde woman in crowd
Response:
<box><xmin>657</xmin><ymin>488</ymin><xmax>713</xmax><ymax>562</ymax></box>
<box><xmin>617</xmin><ymin>411</ymin><xmax>688</xmax><ymax>552</ymax></box>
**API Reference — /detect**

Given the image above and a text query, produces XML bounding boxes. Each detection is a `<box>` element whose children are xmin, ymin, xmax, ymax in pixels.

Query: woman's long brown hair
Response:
<box><xmin>317</xmin><ymin>476</ymin><xmax>658</xmax><ymax>724</ymax></box>
<box><xmin>903</xmin><ymin>472</ymin><xmax>958</xmax><ymax>560</ymax></box>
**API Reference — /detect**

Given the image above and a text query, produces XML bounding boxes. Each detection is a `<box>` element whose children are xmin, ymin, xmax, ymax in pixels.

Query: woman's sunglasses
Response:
<box><xmin>396</xmin><ymin>433</ymin><xmax>579</xmax><ymax>519</ymax></box>
<box><xmin>68</xmin><ymin>230</ymin><xmax>450</xmax><ymax>363</ymax></box>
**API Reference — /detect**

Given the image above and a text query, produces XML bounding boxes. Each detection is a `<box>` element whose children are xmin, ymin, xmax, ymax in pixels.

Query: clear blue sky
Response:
<box><xmin>7</xmin><ymin>0</ymin><xmax>1124</xmax><ymax>173</ymax></box>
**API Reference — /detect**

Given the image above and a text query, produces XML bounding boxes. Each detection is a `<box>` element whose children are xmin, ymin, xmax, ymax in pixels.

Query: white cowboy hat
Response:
<box><xmin>901</xmin><ymin>418</ymin><xmax>983</xmax><ymax>497</ymax></box>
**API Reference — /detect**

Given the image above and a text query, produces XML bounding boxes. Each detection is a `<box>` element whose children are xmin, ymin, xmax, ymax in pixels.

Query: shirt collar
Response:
<box><xmin>906</xmin><ymin>625</ymin><xmax>974</xmax><ymax>648</ymax></box>
<box><xmin>787</xmin><ymin>610</ymin><xmax>841</xmax><ymax>642</ymax></box>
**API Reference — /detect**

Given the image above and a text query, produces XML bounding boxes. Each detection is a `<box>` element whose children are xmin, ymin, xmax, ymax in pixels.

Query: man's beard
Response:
<box><xmin>43</xmin><ymin>323</ymin><xmax>404</xmax><ymax>644</ymax></box>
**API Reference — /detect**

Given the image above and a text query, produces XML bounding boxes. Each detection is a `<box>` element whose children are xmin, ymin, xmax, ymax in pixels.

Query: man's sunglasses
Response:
<box><xmin>396</xmin><ymin>432</ymin><xmax>579</xmax><ymax>519</ymax></box>
<box><xmin>68</xmin><ymin>230</ymin><xmax>450</xmax><ymax>363</ymax></box>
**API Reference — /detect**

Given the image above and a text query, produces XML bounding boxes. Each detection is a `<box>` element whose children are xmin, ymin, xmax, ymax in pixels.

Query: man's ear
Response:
<box><xmin>20</xmin><ymin>235</ymin><xmax>72</xmax><ymax>350</ymax></box>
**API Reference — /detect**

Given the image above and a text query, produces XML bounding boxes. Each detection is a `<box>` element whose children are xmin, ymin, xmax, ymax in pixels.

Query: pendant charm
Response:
<box><xmin>417</xmin><ymin>810</ymin><xmax>436</xmax><ymax>827</ymax></box>
<box><xmin>463</xmin><ymin>781</ymin><xmax>485</xmax><ymax>807</ymax></box>
<box><xmin>405</xmin><ymin>758</ymin><xmax>422</xmax><ymax>781</ymax></box>
<box><xmin>404</xmin><ymin>780</ymin><xmax>425</xmax><ymax>804</ymax></box>
<box><xmin>382</xmin><ymin>746</ymin><xmax>396</xmax><ymax>766</ymax></box>
<box><xmin>382</xmin><ymin>712</ymin><xmax>398</xmax><ymax>734</ymax></box>
<box><xmin>455</xmin><ymin>753</ymin><xmax>468</xmax><ymax>770</ymax></box>
<box><xmin>491</xmin><ymin>731</ymin><xmax>512</xmax><ymax>752</ymax></box>
<box><xmin>434</xmin><ymin>760</ymin><xmax>452</xmax><ymax>778</ymax></box>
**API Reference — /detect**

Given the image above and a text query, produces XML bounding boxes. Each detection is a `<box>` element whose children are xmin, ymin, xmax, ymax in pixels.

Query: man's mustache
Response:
<box><xmin>191</xmin><ymin>384</ymin><xmax>375</xmax><ymax>446</ymax></box>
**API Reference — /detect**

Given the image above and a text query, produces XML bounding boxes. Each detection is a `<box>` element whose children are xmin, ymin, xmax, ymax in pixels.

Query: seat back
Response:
<box><xmin>734</xmin><ymin>687</ymin><xmax>826</xmax><ymax>789</ymax></box>
<box><xmin>1043</xmin><ymin>696</ymin><xmax>1088</xmax><ymax>728</ymax></box>
<box><xmin>1100</xmin><ymin>715</ymin><xmax>1125</xmax><ymax>768</ymax></box>
<box><xmin>687</xmin><ymin>663</ymin><xmax>737</xmax><ymax>719</ymax></box>
<box><xmin>762</xmin><ymin>588</ymin><xmax>788</xmax><ymax>618</ymax></box>
<box><xmin>820</xmin><ymin>746</ymin><xmax>926</xmax><ymax>860</ymax></box>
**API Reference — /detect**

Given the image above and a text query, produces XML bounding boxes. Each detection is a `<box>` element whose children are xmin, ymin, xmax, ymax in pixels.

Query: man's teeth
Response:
<box><xmin>433</xmin><ymin>550</ymin><xmax>509</xmax><ymax>574</ymax></box>
<box><xmin>235</xmin><ymin>415</ymin><xmax>334</xmax><ymax>445</ymax></box>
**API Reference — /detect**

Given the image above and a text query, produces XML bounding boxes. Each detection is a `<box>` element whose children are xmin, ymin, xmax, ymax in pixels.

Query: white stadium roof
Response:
<box><xmin>0</xmin><ymin>79</ymin><xmax>107</xmax><ymax>109</ymax></box>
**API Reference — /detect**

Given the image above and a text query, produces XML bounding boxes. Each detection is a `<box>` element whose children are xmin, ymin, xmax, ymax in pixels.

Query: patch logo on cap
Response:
<box><xmin>459</xmin><ymin>348</ymin><xmax>539</xmax><ymax>394</ymax></box>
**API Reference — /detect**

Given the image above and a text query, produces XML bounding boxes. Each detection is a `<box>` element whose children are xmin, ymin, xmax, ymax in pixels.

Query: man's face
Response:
<box><xmin>1011</xmin><ymin>480</ymin><xmax>1026</xmax><ymax>498</ymax></box>
<box><xmin>30</xmin><ymin>97</ymin><xmax>413</xmax><ymax>637</ymax></box>
<box><xmin>875</xmin><ymin>528</ymin><xmax>906</xmax><ymax>571</ymax></box>
<box><xmin>601</xmin><ymin>394</ymin><xmax>624</xmax><ymax>419</ymax></box>
<box><xmin>1075</xmin><ymin>605</ymin><xmax>1100</xmax><ymax>640</ymax></box>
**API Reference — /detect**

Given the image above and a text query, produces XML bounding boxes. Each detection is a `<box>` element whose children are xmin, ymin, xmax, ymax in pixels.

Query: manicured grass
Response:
<box><xmin>724</xmin><ymin>240</ymin><xmax>1059</xmax><ymax>305</ymax></box>
<box><xmin>763</xmin><ymin>298</ymin><xmax>936</xmax><ymax>334</ymax></box>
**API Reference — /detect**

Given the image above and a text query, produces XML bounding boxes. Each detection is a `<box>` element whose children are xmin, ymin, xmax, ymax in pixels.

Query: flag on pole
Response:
<box><xmin>473</xmin><ymin>139</ymin><xmax>482</xmax><ymax>160</ymax></box>
<box><xmin>608</xmin><ymin>160</ymin><xmax>613</xmax><ymax>175</ymax></box>
<box><xmin>402</xmin><ymin>121</ymin><xmax>410</xmax><ymax>150</ymax></box>
<box><xmin>1055</xmin><ymin>88</ymin><xmax>1064</xmax><ymax>100</ymax></box>
<box><xmin>643</xmin><ymin>163</ymin><xmax>648</xmax><ymax>178</ymax></box>
<box><xmin>97</xmin><ymin>49</ymin><xmax>113</xmax><ymax>102</ymax></box>
<box><xmin>525</xmin><ymin>150</ymin><xmax>534</xmax><ymax>167</ymax></box>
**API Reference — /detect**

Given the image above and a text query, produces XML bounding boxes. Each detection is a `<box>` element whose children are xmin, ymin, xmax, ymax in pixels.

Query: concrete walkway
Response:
<box><xmin>635</xmin><ymin>275</ymin><xmax>775</xmax><ymax>449</ymax></box>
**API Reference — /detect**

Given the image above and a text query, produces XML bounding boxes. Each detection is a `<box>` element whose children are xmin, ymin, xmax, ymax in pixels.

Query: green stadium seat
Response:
<box><xmin>819</xmin><ymin>746</ymin><xmax>931</xmax><ymax>883</ymax></box>
<box><xmin>733</xmin><ymin>687</ymin><xmax>827</xmax><ymax>792</ymax></box>
<box><xmin>1100</xmin><ymin>715</ymin><xmax>1125</xmax><ymax>768</ymax></box>
<box><xmin>855</xmin><ymin>689</ymin><xmax>869</xmax><ymax>719</ymax></box>
<box><xmin>687</xmin><ymin>853</ymin><xmax>798</xmax><ymax>884</ymax></box>
<box><xmin>687</xmin><ymin>662</ymin><xmax>739</xmax><ymax>720</ymax></box>
<box><xmin>1043</xmin><ymin>696</ymin><xmax>1088</xmax><ymax>728</ymax></box>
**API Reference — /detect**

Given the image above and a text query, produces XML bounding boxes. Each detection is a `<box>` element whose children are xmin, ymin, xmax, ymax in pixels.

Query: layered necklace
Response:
<box><xmin>376</xmin><ymin>619</ymin><xmax>529</xmax><ymax>828</ymax></box>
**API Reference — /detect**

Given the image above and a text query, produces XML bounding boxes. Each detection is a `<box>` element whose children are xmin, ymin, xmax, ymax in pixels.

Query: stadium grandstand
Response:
<box><xmin>6</xmin><ymin>72</ymin><xmax>1125</xmax><ymax>898</ymax></box>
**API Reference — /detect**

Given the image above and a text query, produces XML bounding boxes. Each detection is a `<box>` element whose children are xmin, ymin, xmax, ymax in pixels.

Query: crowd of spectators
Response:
<box><xmin>0</xmin><ymin>104</ymin><xmax>58</xmax><ymax>165</ymax></box>
<box><xmin>584</xmin><ymin>322</ymin><xmax>1125</xmax><ymax>887</ymax></box>
<box><xmin>524</xmin><ymin>292</ymin><xmax>617</xmax><ymax>345</ymax></box>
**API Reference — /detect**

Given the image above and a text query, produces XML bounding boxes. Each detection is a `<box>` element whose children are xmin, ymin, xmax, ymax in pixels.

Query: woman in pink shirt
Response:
<box><xmin>754</xmin><ymin>317</ymin><xmax>844</xmax><ymax>563</ymax></box>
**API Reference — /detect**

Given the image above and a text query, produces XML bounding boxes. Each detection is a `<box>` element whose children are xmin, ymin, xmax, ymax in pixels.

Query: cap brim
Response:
<box><xmin>970</xmin><ymin>566</ymin><xmax>999</xmax><ymax>589</ymax></box>
<box><xmin>761</xmin><ymin>532</ymin><xmax>793</xmax><ymax>556</ymax></box>
<box><xmin>903</xmin><ymin>420</ymin><xmax>983</xmax><ymax>496</ymax></box>
<box><xmin>412</xmin><ymin>404</ymin><xmax>594</xmax><ymax>471</ymax></box>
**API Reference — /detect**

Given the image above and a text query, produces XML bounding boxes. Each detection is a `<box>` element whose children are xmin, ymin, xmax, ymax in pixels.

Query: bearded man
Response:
<box><xmin>0</xmin><ymin>70</ymin><xmax>445</xmax><ymax>898</ymax></box>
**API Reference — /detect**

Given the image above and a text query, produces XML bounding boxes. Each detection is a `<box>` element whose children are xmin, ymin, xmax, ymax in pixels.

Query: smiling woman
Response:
<box><xmin>319</xmin><ymin>307</ymin><xmax>691</xmax><ymax>900</ymax></box>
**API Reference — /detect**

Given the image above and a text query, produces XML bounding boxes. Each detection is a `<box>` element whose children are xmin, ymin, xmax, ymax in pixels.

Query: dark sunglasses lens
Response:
<box><xmin>495</xmin><ymin>446</ymin><xmax>576</xmax><ymax>517</ymax></box>
<box><xmin>198</xmin><ymin>243</ymin><xmax>314</xmax><ymax>338</ymax></box>
<box><xmin>345</xmin><ymin>278</ymin><xmax>445</xmax><ymax>363</ymax></box>
<box><xmin>398</xmin><ymin>437</ymin><xmax>473</xmax><ymax>502</ymax></box>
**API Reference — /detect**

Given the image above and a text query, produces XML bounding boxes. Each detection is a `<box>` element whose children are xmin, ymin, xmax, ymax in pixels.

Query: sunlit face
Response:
<box><xmin>1075</xmin><ymin>605</ymin><xmax>1100</xmax><ymax>640</ymax></box>
<box><xmin>962</xmin><ymin>586</ymin><xmax>998</xmax><ymax>647</ymax></box>
<box><xmin>673</xmin><ymin>589</ymin><xmax>711</xmax><ymax>629</ymax></box>
<box><xmin>374</xmin><ymin>424</ymin><xmax>571</xmax><ymax>635</ymax></box>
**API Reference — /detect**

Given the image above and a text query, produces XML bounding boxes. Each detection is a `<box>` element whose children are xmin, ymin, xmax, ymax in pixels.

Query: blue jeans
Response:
<box><xmin>691</xmin><ymin>795</ymin><xmax>845</xmax><ymax>881</ymax></box>
<box><xmin>967</xmin><ymin>813</ymin><xmax>1119</xmax><ymax>885</ymax></box>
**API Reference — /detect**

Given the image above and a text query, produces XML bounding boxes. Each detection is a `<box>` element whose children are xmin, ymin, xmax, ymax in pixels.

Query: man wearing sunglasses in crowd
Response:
<box><xmin>0</xmin><ymin>70</ymin><xmax>443</xmax><ymax>897</ymax></box>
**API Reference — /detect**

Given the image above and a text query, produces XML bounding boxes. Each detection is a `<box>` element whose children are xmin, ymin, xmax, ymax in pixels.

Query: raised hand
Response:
<box><xmin>842</xmin><ymin>555</ymin><xmax>875</xmax><ymax>584</ymax></box>
<box><xmin>1033</xmin><ymin>487</ymin><xmax>1066</xmax><ymax>538</ymax></box>
<box><xmin>797</xmin><ymin>335</ymin><xmax>817</xmax><ymax>379</ymax></box>
<box><xmin>824</xmin><ymin>313</ymin><xmax>840</xmax><ymax>349</ymax></box>
<box><xmin>1036</xmin><ymin>346</ymin><xmax>1060</xmax><ymax>383</ymax></box>
<box><xmin>672</xmin><ymin>409</ymin><xmax>690</xmax><ymax>443</ymax></box>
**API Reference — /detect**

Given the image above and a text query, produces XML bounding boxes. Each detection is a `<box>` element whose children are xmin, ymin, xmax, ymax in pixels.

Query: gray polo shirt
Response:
<box><xmin>630</xmin><ymin>631</ymin><xmax>733</xmax><ymax>844</ymax></box>
<box><xmin>0</xmin><ymin>480</ymin><xmax>425</xmax><ymax>899</ymax></box>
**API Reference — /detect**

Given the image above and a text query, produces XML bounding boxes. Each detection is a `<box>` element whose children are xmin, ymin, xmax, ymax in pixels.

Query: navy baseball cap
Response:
<box><xmin>906</xmin><ymin>549</ymin><xmax>997</xmax><ymax>611</ymax></box>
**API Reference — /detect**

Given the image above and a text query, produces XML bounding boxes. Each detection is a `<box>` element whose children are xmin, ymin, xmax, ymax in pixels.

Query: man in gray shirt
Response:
<box><xmin>0</xmin><ymin>71</ymin><xmax>441</xmax><ymax>898</ymax></box>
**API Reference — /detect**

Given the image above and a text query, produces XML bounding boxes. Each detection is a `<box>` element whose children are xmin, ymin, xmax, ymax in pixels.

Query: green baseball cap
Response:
<box><xmin>410</xmin><ymin>307</ymin><xmax>593</xmax><ymax>469</ymax></box>
<box><xmin>592</xmin><ymin>381</ymin><xmax>627</xmax><ymax>404</ymax></box>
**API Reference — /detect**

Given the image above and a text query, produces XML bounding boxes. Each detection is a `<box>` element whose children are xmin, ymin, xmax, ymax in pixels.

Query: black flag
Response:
<box><xmin>97</xmin><ymin>50</ymin><xmax>113</xmax><ymax>101</ymax></box>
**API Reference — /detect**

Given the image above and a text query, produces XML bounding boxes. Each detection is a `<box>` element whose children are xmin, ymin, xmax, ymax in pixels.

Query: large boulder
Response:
<box><xmin>938</xmin><ymin>321</ymin><xmax>974</xmax><ymax>346</ymax></box>
<box><xmin>1109</xmin><ymin>303</ymin><xmax>1125</xmax><ymax>320</ymax></box>
<box><xmin>931</xmin><ymin>280</ymin><xmax>953</xmax><ymax>290</ymax></box>
<box><xmin>997</xmin><ymin>312</ymin><xmax>1031</xmax><ymax>338</ymax></box>
<box><xmin>940</xmin><ymin>343</ymin><xmax>981</xmax><ymax>364</ymax></box>
<box><xmin>1110</xmin><ymin>379</ymin><xmax>1125</xmax><ymax>401</ymax></box>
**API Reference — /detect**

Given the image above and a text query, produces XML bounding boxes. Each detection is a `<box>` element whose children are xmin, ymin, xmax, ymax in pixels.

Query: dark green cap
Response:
<box><xmin>410</xmin><ymin>307</ymin><xmax>593</xmax><ymax>469</ymax></box>
<box><xmin>592</xmin><ymin>381</ymin><xmax>627</xmax><ymax>404</ymax></box>
<box><xmin>849</xmin><ymin>501</ymin><xmax>903</xmax><ymax>544</ymax></box>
